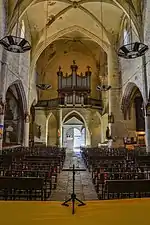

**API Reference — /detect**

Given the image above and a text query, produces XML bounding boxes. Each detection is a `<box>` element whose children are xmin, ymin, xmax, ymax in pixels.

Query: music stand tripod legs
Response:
<box><xmin>62</xmin><ymin>164</ymin><xmax>86</xmax><ymax>214</ymax></box>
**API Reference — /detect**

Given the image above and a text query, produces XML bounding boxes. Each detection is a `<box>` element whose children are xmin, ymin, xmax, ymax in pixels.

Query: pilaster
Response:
<box><xmin>0</xmin><ymin>99</ymin><xmax>5</xmax><ymax>152</ymax></box>
<box><xmin>145</xmin><ymin>115</ymin><xmax>150</xmax><ymax>152</ymax></box>
<box><xmin>58</xmin><ymin>108</ymin><xmax>62</xmax><ymax>147</ymax></box>
<box><xmin>108</xmin><ymin>46</ymin><xmax>125</xmax><ymax>147</ymax></box>
<box><xmin>23</xmin><ymin>112</ymin><xmax>30</xmax><ymax>147</ymax></box>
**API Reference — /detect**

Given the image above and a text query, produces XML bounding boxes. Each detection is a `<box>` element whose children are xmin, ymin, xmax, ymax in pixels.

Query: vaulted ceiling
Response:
<box><xmin>7</xmin><ymin>0</ymin><xmax>142</xmax><ymax>72</ymax></box>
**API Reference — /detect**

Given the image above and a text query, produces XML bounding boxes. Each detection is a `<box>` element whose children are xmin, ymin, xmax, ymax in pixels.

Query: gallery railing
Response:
<box><xmin>35</xmin><ymin>97</ymin><xmax>102</xmax><ymax>109</ymax></box>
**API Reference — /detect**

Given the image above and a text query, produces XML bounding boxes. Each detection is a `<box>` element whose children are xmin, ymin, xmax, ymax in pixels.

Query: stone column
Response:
<box><xmin>142</xmin><ymin>55</ymin><xmax>150</xmax><ymax>152</ymax></box>
<box><xmin>73</xmin><ymin>91</ymin><xmax>75</xmax><ymax>105</ymax></box>
<box><xmin>81</xmin><ymin>93</ymin><xmax>84</xmax><ymax>105</ymax></box>
<box><xmin>143</xmin><ymin>2</ymin><xmax>150</xmax><ymax>152</ymax></box>
<box><xmin>108</xmin><ymin>46</ymin><xmax>125</xmax><ymax>147</ymax></box>
<box><xmin>0</xmin><ymin>100</ymin><xmax>5</xmax><ymax>153</ymax></box>
<box><xmin>58</xmin><ymin>108</ymin><xmax>62</xmax><ymax>147</ymax></box>
<box><xmin>64</xmin><ymin>93</ymin><xmax>67</xmax><ymax>105</ymax></box>
<box><xmin>30</xmin><ymin>107</ymin><xmax>35</xmax><ymax>147</ymax></box>
<box><xmin>145</xmin><ymin>115</ymin><xmax>150</xmax><ymax>152</ymax></box>
<box><xmin>23</xmin><ymin>113</ymin><xmax>30</xmax><ymax>147</ymax></box>
<box><xmin>0</xmin><ymin>54</ymin><xmax>7</xmax><ymax>153</ymax></box>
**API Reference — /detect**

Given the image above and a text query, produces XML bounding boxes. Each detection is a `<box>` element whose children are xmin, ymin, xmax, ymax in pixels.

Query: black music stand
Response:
<box><xmin>62</xmin><ymin>164</ymin><xmax>86</xmax><ymax>214</ymax></box>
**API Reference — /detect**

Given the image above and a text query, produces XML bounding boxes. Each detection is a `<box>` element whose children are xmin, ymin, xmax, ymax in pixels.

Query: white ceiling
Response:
<box><xmin>7</xmin><ymin>0</ymin><xmax>140</xmax><ymax>69</ymax></box>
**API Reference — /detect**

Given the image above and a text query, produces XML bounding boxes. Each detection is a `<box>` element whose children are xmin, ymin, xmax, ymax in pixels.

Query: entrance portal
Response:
<box><xmin>63</xmin><ymin>115</ymin><xmax>86</xmax><ymax>151</ymax></box>
<box><xmin>65</xmin><ymin>127</ymin><xmax>85</xmax><ymax>151</ymax></box>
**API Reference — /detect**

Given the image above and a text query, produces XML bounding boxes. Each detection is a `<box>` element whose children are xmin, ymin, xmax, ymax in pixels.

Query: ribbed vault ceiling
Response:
<box><xmin>7</xmin><ymin>0</ymin><xmax>142</xmax><ymax>72</ymax></box>
<box><xmin>8</xmin><ymin>1</ymin><xmax>141</xmax><ymax>44</ymax></box>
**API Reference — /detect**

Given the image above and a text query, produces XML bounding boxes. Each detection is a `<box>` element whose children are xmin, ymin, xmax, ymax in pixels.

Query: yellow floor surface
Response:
<box><xmin>0</xmin><ymin>199</ymin><xmax>150</xmax><ymax>225</ymax></box>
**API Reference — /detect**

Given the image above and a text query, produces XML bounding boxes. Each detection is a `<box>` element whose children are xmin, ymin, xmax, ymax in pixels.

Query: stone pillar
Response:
<box><xmin>81</xmin><ymin>93</ymin><xmax>84</xmax><ymax>105</ymax></box>
<box><xmin>108</xmin><ymin>46</ymin><xmax>125</xmax><ymax>147</ymax></box>
<box><xmin>64</xmin><ymin>93</ymin><xmax>67</xmax><ymax>105</ymax></box>
<box><xmin>145</xmin><ymin>115</ymin><xmax>150</xmax><ymax>152</ymax></box>
<box><xmin>30</xmin><ymin>107</ymin><xmax>35</xmax><ymax>147</ymax></box>
<box><xmin>58</xmin><ymin>108</ymin><xmax>62</xmax><ymax>147</ymax></box>
<box><xmin>0</xmin><ymin>55</ymin><xmax>7</xmax><ymax>153</ymax></box>
<box><xmin>0</xmin><ymin>100</ymin><xmax>5</xmax><ymax>152</ymax></box>
<box><xmin>73</xmin><ymin>91</ymin><xmax>75</xmax><ymax>105</ymax></box>
<box><xmin>141</xmin><ymin>55</ymin><xmax>150</xmax><ymax>152</ymax></box>
<box><xmin>23</xmin><ymin>113</ymin><xmax>30</xmax><ymax>147</ymax></box>
<box><xmin>143</xmin><ymin>2</ymin><xmax>150</xmax><ymax>151</ymax></box>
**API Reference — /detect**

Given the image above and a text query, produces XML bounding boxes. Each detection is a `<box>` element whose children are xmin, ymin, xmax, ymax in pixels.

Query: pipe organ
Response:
<box><xmin>57</xmin><ymin>61</ymin><xmax>91</xmax><ymax>105</ymax></box>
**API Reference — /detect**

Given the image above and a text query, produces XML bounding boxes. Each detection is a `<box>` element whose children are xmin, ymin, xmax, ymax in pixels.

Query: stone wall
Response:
<box><xmin>101</xmin><ymin>114</ymin><xmax>108</xmax><ymax>143</ymax></box>
<box><xmin>34</xmin><ymin>109</ymin><xmax>47</xmax><ymax>144</ymax></box>
<box><xmin>1</xmin><ymin>1</ymin><xmax>150</xmax><ymax>149</ymax></box>
<box><xmin>0</xmin><ymin>19</ymin><xmax>32</xmax><ymax>111</ymax></box>
<box><xmin>119</xmin><ymin>25</ymin><xmax>144</xmax><ymax>99</ymax></box>
<box><xmin>34</xmin><ymin>107</ymin><xmax>105</xmax><ymax>147</ymax></box>
<box><xmin>0</xmin><ymin>4</ymin><xmax>37</xmax><ymax>111</ymax></box>
<box><xmin>36</xmin><ymin>40</ymin><xmax>106</xmax><ymax>100</ymax></box>
<box><xmin>47</xmin><ymin>113</ymin><xmax>57</xmax><ymax>146</ymax></box>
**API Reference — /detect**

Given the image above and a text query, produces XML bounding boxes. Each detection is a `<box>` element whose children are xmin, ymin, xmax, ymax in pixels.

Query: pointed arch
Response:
<box><xmin>121</xmin><ymin>82</ymin><xmax>143</xmax><ymax>119</ymax></box>
<box><xmin>7</xmin><ymin>79</ymin><xmax>28</xmax><ymax>113</ymax></box>
<box><xmin>62</xmin><ymin>109</ymin><xmax>91</xmax><ymax>146</ymax></box>
<box><xmin>30</xmin><ymin>24</ymin><xmax>109</xmax><ymax>78</ymax></box>
<box><xmin>63</xmin><ymin>110</ymin><xmax>85</xmax><ymax>124</ymax></box>
<box><xmin>3</xmin><ymin>80</ymin><xmax>27</xmax><ymax>145</ymax></box>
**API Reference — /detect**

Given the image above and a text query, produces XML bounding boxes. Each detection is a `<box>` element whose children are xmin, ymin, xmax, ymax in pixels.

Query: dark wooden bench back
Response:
<box><xmin>0</xmin><ymin>177</ymin><xmax>44</xmax><ymax>190</ymax></box>
<box><xmin>90</xmin><ymin>156</ymin><xmax>125</xmax><ymax>161</ymax></box>
<box><xmin>25</xmin><ymin>156</ymin><xmax>61</xmax><ymax>161</ymax></box>
<box><xmin>106</xmin><ymin>180</ymin><xmax>150</xmax><ymax>193</ymax></box>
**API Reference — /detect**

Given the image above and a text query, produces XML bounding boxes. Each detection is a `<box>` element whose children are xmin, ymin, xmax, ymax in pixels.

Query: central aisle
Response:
<box><xmin>50</xmin><ymin>149</ymin><xmax>98</xmax><ymax>201</ymax></box>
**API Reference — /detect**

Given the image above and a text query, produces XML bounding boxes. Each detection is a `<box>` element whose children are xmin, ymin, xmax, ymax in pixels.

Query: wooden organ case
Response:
<box><xmin>57</xmin><ymin>61</ymin><xmax>91</xmax><ymax>105</ymax></box>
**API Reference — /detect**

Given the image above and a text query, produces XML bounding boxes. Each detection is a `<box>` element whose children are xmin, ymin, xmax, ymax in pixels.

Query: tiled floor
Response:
<box><xmin>50</xmin><ymin>149</ymin><xmax>98</xmax><ymax>201</ymax></box>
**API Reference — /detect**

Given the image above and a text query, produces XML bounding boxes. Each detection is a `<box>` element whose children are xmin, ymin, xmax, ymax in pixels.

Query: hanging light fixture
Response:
<box><xmin>96</xmin><ymin>0</ymin><xmax>111</xmax><ymax>92</ymax></box>
<box><xmin>118</xmin><ymin>2</ymin><xmax>148</xmax><ymax>59</ymax></box>
<box><xmin>36</xmin><ymin>84</ymin><xmax>52</xmax><ymax>90</ymax></box>
<box><xmin>96</xmin><ymin>84</ymin><xmax>111</xmax><ymax>91</ymax></box>
<box><xmin>0</xmin><ymin>0</ymin><xmax>31</xmax><ymax>53</ymax></box>
<box><xmin>36</xmin><ymin>0</ymin><xmax>52</xmax><ymax>91</ymax></box>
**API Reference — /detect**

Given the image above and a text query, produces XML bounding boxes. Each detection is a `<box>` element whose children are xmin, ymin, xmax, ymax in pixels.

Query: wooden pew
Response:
<box><xmin>104</xmin><ymin>179</ymin><xmax>150</xmax><ymax>200</ymax></box>
<box><xmin>136</xmin><ymin>156</ymin><xmax>150</xmax><ymax>166</ymax></box>
<box><xmin>11</xmin><ymin>161</ymin><xmax>57</xmax><ymax>189</ymax></box>
<box><xmin>0</xmin><ymin>177</ymin><xmax>50</xmax><ymax>200</ymax></box>
<box><xmin>0</xmin><ymin>146</ymin><xmax>66</xmax><ymax>200</ymax></box>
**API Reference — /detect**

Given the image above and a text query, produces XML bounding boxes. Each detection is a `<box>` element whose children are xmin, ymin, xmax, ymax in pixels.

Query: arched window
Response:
<box><xmin>20</xmin><ymin>20</ymin><xmax>25</xmax><ymax>38</ymax></box>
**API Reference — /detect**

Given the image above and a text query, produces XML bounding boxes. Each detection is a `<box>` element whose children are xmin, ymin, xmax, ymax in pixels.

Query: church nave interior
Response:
<box><xmin>1</xmin><ymin>0</ymin><xmax>150</xmax><ymax>224</ymax></box>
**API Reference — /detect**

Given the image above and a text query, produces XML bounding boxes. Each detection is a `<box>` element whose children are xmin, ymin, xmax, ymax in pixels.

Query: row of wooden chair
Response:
<box><xmin>0</xmin><ymin>177</ymin><xmax>51</xmax><ymax>200</ymax></box>
<box><xmin>81</xmin><ymin>147</ymin><xmax>150</xmax><ymax>200</ymax></box>
<box><xmin>0</xmin><ymin>146</ymin><xmax>66</xmax><ymax>200</ymax></box>
<box><xmin>100</xmin><ymin>180</ymin><xmax>150</xmax><ymax>200</ymax></box>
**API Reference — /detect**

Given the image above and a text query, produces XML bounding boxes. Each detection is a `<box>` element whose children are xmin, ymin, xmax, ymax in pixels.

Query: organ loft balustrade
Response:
<box><xmin>36</xmin><ymin>61</ymin><xmax>102</xmax><ymax>110</ymax></box>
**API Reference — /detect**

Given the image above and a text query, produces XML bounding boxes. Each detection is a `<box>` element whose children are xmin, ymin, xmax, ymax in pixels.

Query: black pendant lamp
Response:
<box><xmin>0</xmin><ymin>0</ymin><xmax>31</xmax><ymax>53</ymax></box>
<box><xmin>96</xmin><ymin>84</ymin><xmax>111</xmax><ymax>91</ymax></box>
<box><xmin>118</xmin><ymin>2</ymin><xmax>148</xmax><ymax>59</ymax></box>
<box><xmin>36</xmin><ymin>84</ymin><xmax>52</xmax><ymax>90</ymax></box>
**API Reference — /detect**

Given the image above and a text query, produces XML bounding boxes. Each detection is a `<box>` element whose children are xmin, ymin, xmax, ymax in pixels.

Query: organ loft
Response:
<box><xmin>0</xmin><ymin>0</ymin><xmax>150</xmax><ymax>224</ymax></box>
